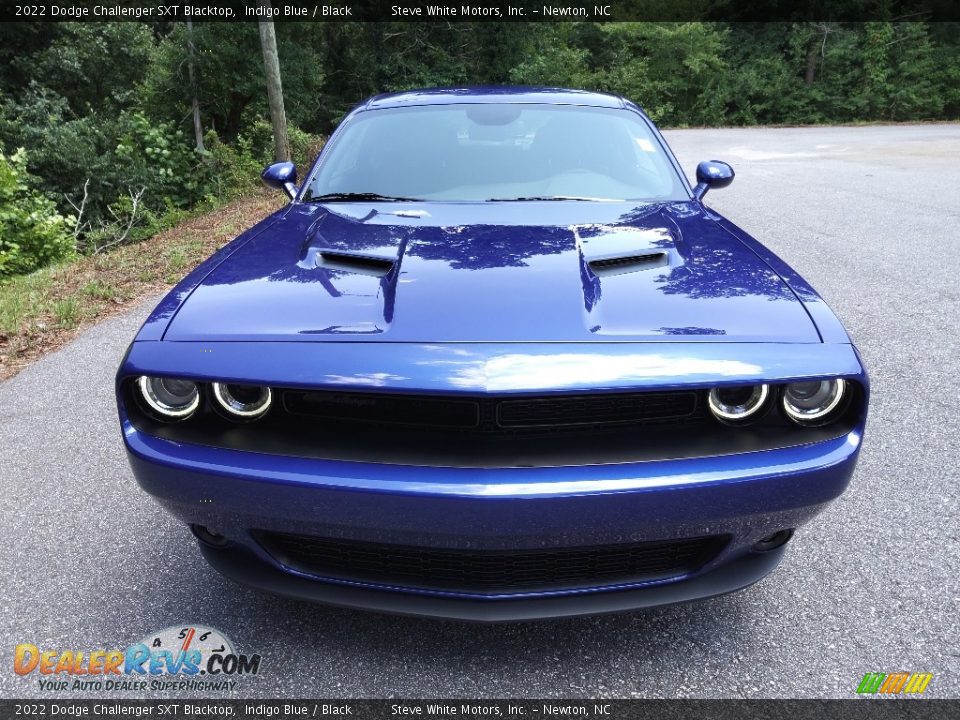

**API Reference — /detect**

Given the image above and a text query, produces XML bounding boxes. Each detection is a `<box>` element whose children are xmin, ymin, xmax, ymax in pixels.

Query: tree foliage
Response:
<box><xmin>0</xmin><ymin>20</ymin><xmax>957</xmax><ymax>278</ymax></box>
<box><xmin>0</xmin><ymin>149</ymin><xmax>74</xmax><ymax>278</ymax></box>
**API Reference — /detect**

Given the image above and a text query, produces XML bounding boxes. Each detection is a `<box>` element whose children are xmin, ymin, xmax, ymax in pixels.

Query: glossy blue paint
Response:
<box><xmin>121</xmin><ymin>340</ymin><xmax>864</xmax><ymax>395</ymax></box>
<box><xmin>125</xmin><ymin>413</ymin><xmax>861</xmax><ymax>501</ymax></box>
<box><xmin>133</xmin><ymin>212</ymin><xmax>284</xmax><ymax>341</ymax></box>
<box><xmin>160</xmin><ymin>201</ymin><xmax>821</xmax><ymax>343</ymax></box>
<box><xmin>120</xmin><ymin>401</ymin><xmax>863</xmax><ymax>615</ymax></box>
<box><xmin>261</xmin><ymin>160</ymin><xmax>297</xmax><ymax>188</ymax></box>
<box><xmin>693</xmin><ymin>160</ymin><xmax>735</xmax><ymax>200</ymax></box>
<box><xmin>260</xmin><ymin>161</ymin><xmax>298</xmax><ymax>199</ymax></box>
<box><xmin>117</xmin><ymin>87</ymin><xmax>869</xmax><ymax>618</ymax></box>
<box><xmin>363</xmin><ymin>86</ymin><xmax>628</xmax><ymax>110</ymax></box>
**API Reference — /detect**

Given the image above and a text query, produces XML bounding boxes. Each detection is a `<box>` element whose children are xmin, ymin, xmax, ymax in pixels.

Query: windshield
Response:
<box><xmin>304</xmin><ymin>103</ymin><xmax>688</xmax><ymax>203</ymax></box>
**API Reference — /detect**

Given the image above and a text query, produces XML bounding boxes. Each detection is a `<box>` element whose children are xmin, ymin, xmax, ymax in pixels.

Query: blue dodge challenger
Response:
<box><xmin>117</xmin><ymin>88</ymin><xmax>868</xmax><ymax>620</ymax></box>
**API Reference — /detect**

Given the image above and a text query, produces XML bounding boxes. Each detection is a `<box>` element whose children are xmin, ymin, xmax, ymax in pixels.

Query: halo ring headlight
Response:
<box><xmin>211</xmin><ymin>382</ymin><xmax>273</xmax><ymax>420</ymax></box>
<box><xmin>782</xmin><ymin>379</ymin><xmax>847</xmax><ymax>425</ymax></box>
<box><xmin>137</xmin><ymin>376</ymin><xmax>200</xmax><ymax>420</ymax></box>
<box><xmin>708</xmin><ymin>384</ymin><xmax>770</xmax><ymax>423</ymax></box>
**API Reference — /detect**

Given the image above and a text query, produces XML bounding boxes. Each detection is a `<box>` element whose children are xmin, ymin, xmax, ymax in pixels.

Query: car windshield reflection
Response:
<box><xmin>304</xmin><ymin>104</ymin><xmax>687</xmax><ymax>203</ymax></box>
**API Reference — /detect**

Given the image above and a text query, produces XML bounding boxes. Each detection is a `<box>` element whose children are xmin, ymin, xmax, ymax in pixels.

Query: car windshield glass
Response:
<box><xmin>304</xmin><ymin>104</ymin><xmax>687</xmax><ymax>202</ymax></box>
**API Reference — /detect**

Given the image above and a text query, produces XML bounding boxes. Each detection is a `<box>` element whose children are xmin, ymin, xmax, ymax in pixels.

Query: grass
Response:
<box><xmin>82</xmin><ymin>279</ymin><xmax>119</xmax><ymax>301</ymax></box>
<box><xmin>52</xmin><ymin>297</ymin><xmax>80</xmax><ymax>327</ymax></box>
<box><xmin>0</xmin><ymin>191</ymin><xmax>283</xmax><ymax>381</ymax></box>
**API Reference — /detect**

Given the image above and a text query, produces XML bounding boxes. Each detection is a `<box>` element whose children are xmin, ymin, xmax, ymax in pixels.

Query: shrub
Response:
<box><xmin>0</xmin><ymin>92</ymin><xmax>210</xmax><ymax>231</ymax></box>
<box><xmin>239</xmin><ymin>118</ymin><xmax>325</xmax><ymax>171</ymax></box>
<box><xmin>114</xmin><ymin>111</ymin><xmax>206</xmax><ymax>209</ymax></box>
<box><xmin>203</xmin><ymin>129</ymin><xmax>263</xmax><ymax>202</ymax></box>
<box><xmin>0</xmin><ymin>149</ymin><xmax>75</xmax><ymax>278</ymax></box>
<box><xmin>288</xmin><ymin>125</ymin><xmax>326</xmax><ymax>172</ymax></box>
<box><xmin>201</xmin><ymin>122</ymin><xmax>324</xmax><ymax>202</ymax></box>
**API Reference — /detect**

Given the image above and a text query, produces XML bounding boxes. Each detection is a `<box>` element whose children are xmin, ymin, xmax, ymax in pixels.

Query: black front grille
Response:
<box><xmin>498</xmin><ymin>392</ymin><xmax>697</xmax><ymax>427</ymax></box>
<box><xmin>127</xmin><ymin>378</ymin><xmax>857</xmax><ymax>467</ymax></box>
<box><xmin>256</xmin><ymin>532</ymin><xmax>729</xmax><ymax>593</ymax></box>
<box><xmin>283</xmin><ymin>391</ymin><xmax>480</xmax><ymax>428</ymax></box>
<box><xmin>282</xmin><ymin>389</ymin><xmax>700</xmax><ymax>432</ymax></box>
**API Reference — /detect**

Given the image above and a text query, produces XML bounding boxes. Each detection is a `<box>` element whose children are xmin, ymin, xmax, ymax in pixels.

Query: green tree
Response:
<box><xmin>140</xmin><ymin>23</ymin><xmax>325</xmax><ymax>140</ymax></box>
<box><xmin>20</xmin><ymin>23</ymin><xmax>156</xmax><ymax>114</ymax></box>
<box><xmin>0</xmin><ymin>149</ymin><xmax>75</xmax><ymax>277</ymax></box>
<box><xmin>509</xmin><ymin>25</ymin><xmax>594</xmax><ymax>89</ymax></box>
<box><xmin>593</xmin><ymin>23</ymin><xmax>729</xmax><ymax>125</ymax></box>
<box><xmin>869</xmin><ymin>23</ymin><xmax>943</xmax><ymax>120</ymax></box>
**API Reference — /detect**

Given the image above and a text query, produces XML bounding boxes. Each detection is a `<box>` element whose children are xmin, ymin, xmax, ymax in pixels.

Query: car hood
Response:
<box><xmin>162</xmin><ymin>201</ymin><xmax>820</xmax><ymax>343</ymax></box>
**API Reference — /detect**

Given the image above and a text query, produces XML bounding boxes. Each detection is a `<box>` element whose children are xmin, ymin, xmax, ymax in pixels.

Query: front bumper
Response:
<box><xmin>123</xmin><ymin>419</ymin><xmax>862</xmax><ymax>620</ymax></box>
<box><xmin>120</xmin><ymin>338</ymin><xmax>867</xmax><ymax>619</ymax></box>
<box><xmin>198</xmin><ymin>541</ymin><xmax>788</xmax><ymax>621</ymax></box>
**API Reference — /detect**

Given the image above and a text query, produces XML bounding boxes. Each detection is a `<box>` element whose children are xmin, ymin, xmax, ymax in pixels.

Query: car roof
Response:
<box><xmin>361</xmin><ymin>86</ymin><xmax>628</xmax><ymax>110</ymax></box>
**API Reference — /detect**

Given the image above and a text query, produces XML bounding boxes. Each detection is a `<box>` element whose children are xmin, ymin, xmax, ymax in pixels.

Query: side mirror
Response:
<box><xmin>693</xmin><ymin>160</ymin><xmax>734</xmax><ymax>200</ymax></box>
<box><xmin>261</xmin><ymin>161</ymin><xmax>298</xmax><ymax>200</ymax></box>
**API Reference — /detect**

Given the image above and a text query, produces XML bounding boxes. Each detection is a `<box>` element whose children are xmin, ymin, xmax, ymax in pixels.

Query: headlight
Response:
<box><xmin>707</xmin><ymin>384</ymin><xmax>769</xmax><ymax>422</ymax></box>
<box><xmin>211</xmin><ymin>382</ymin><xmax>273</xmax><ymax>420</ymax></box>
<box><xmin>137</xmin><ymin>376</ymin><xmax>200</xmax><ymax>421</ymax></box>
<box><xmin>782</xmin><ymin>379</ymin><xmax>847</xmax><ymax>425</ymax></box>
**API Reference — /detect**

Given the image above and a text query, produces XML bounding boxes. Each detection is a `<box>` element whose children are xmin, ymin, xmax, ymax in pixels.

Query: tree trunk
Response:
<box><xmin>804</xmin><ymin>44</ymin><xmax>819</xmax><ymax>85</ymax></box>
<box><xmin>257</xmin><ymin>2</ymin><xmax>290</xmax><ymax>162</ymax></box>
<box><xmin>185</xmin><ymin>19</ymin><xmax>204</xmax><ymax>152</ymax></box>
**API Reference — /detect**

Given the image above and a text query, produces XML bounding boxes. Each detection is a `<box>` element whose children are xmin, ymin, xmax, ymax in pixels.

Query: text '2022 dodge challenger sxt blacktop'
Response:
<box><xmin>116</xmin><ymin>87</ymin><xmax>868</xmax><ymax>621</ymax></box>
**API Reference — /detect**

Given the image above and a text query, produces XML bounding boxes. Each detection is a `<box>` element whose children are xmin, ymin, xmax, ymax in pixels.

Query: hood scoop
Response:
<box><xmin>317</xmin><ymin>250</ymin><xmax>395</xmax><ymax>277</ymax></box>
<box><xmin>588</xmin><ymin>251</ymin><xmax>669</xmax><ymax>277</ymax></box>
<box><xmin>577</xmin><ymin>226</ymin><xmax>675</xmax><ymax>278</ymax></box>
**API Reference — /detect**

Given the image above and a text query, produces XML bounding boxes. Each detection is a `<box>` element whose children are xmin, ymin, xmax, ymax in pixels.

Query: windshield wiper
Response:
<box><xmin>487</xmin><ymin>195</ymin><xmax>620</xmax><ymax>202</ymax></box>
<box><xmin>307</xmin><ymin>192</ymin><xmax>422</xmax><ymax>203</ymax></box>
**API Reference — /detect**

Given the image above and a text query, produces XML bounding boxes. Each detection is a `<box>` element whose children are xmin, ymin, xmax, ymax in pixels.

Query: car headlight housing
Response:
<box><xmin>211</xmin><ymin>382</ymin><xmax>273</xmax><ymax>420</ymax></box>
<box><xmin>707</xmin><ymin>384</ymin><xmax>769</xmax><ymax>423</ymax></box>
<box><xmin>137</xmin><ymin>376</ymin><xmax>200</xmax><ymax>421</ymax></box>
<box><xmin>782</xmin><ymin>379</ymin><xmax>847</xmax><ymax>425</ymax></box>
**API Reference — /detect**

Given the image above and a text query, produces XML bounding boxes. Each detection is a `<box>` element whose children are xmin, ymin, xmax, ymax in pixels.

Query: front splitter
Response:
<box><xmin>199</xmin><ymin>543</ymin><xmax>787</xmax><ymax>622</ymax></box>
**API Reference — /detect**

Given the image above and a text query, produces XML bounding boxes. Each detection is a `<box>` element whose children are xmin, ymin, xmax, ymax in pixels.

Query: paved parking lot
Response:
<box><xmin>1</xmin><ymin>124</ymin><xmax>958</xmax><ymax>699</ymax></box>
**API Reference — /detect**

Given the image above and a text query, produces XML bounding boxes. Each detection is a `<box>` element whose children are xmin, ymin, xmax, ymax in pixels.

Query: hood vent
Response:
<box><xmin>318</xmin><ymin>250</ymin><xmax>395</xmax><ymax>277</ymax></box>
<box><xmin>588</xmin><ymin>251</ymin><xmax>669</xmax><ymax>277</ymax></box>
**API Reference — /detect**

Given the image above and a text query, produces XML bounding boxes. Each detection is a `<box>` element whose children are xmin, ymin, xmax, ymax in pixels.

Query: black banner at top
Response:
<box><xmin>2</xmin><ymin>0</ymin><xmax>960</xmax><ymax>23</ymax></box>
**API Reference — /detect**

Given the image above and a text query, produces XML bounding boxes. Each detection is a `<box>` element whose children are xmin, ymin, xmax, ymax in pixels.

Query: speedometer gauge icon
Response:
<box><xmin>138</xmin><ymin>624</ymin><xmax>235</xmax><ymax>673</ymax></box>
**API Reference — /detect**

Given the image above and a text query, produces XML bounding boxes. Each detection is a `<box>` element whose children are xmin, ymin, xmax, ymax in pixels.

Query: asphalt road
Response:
<box><xmin>1</xmin><ymin>124</ymin><xmax>958</xmax><ymax>700</ymax></box>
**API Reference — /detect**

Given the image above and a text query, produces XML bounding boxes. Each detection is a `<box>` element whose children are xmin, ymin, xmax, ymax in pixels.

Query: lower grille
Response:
<box><xmin>256</xmin><ymin>532</ymin><xmax>728</xmax><ymax>593</ymax></box>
